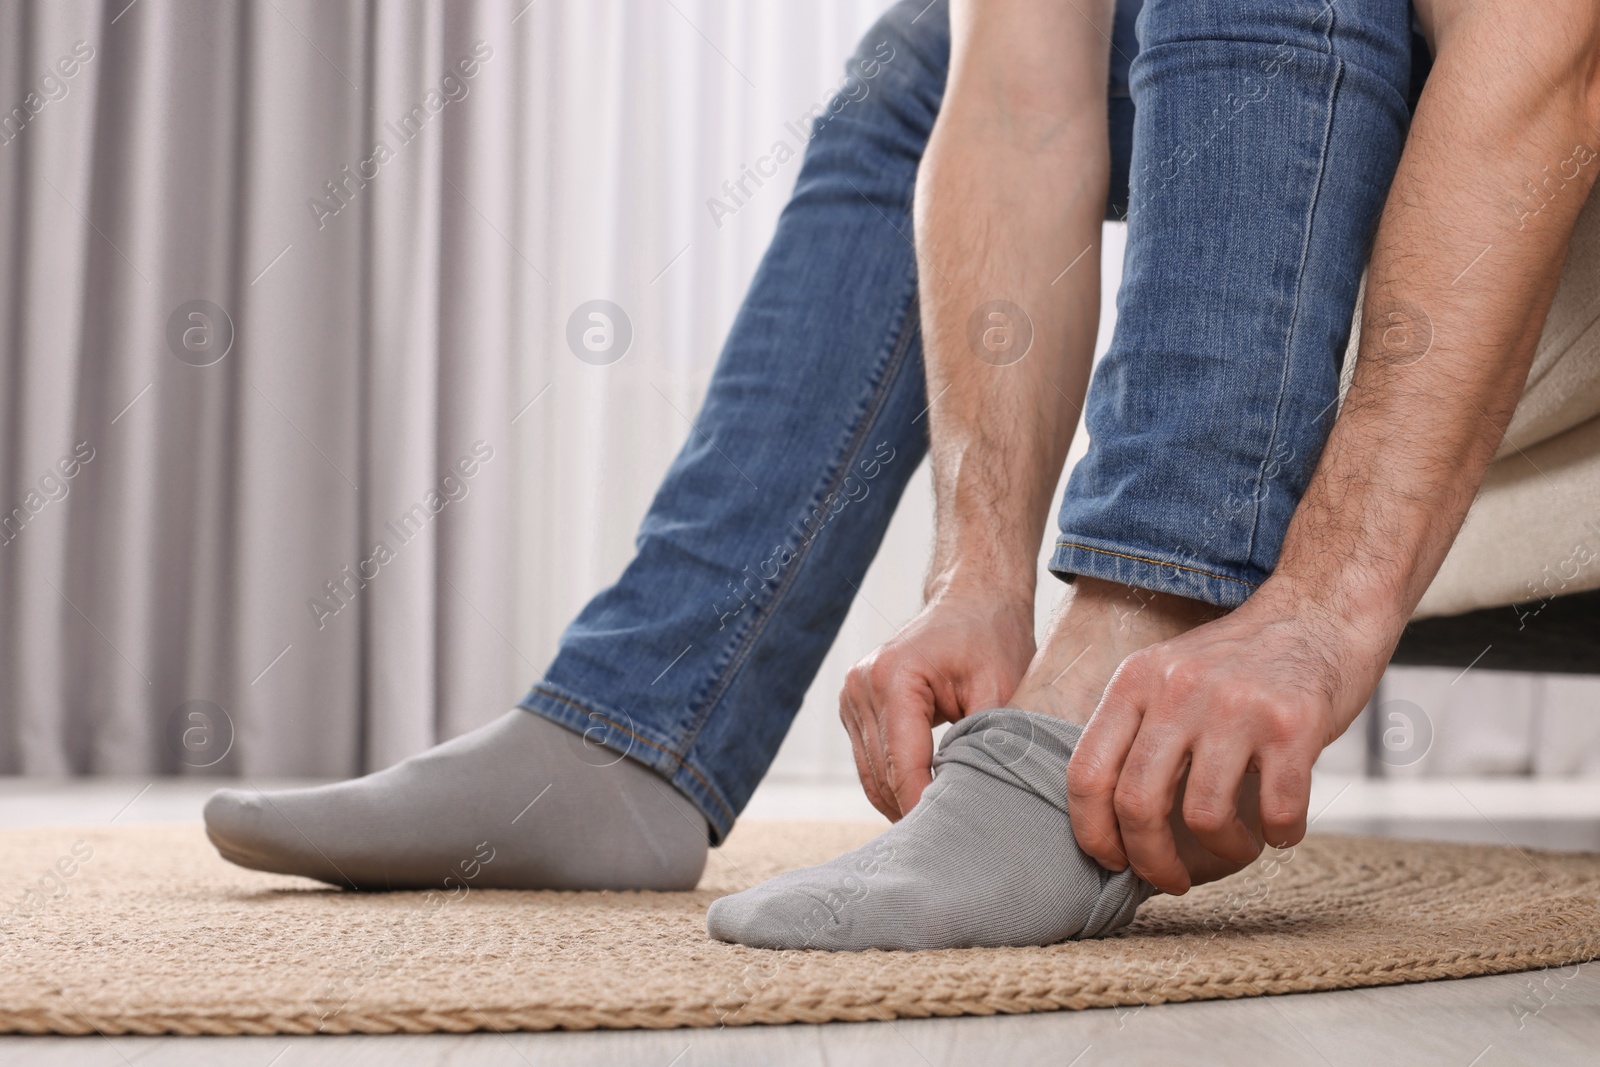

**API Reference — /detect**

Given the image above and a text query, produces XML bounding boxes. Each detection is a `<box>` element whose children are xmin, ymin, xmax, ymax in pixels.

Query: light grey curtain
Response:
<box><xmin>0</xmin><ymin>0</ymin><xmax>532</xmax><ymax>775</ymax></box>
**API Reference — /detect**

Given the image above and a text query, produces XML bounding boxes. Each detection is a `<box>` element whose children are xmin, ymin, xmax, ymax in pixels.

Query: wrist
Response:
<box><xmin>923</xmin><ymin>560</ymin><xmax>1035</xmax><ymax>612</ymax></box>
<box><xmin>1250</xmin><ymin>567</ymin><xmax>1408</xmax><ymax>663</ymax></box>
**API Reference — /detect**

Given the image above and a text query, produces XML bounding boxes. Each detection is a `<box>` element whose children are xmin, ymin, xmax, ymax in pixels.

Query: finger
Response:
<box><xmin>1235</xmin><ymin>769</ymin><xmax>1264</xmax><ymax>843</ymax></box>
<box><xmin>1066</xmin><ymin>660</ymin><xmax>1148</xmax><ymax>871</ymax></box>
<box><xmin>1114</xmin><ymin>724</ymin><xmax>1192</xmax><ymax>895</ymax></box>
<box><xmin>1180</xmin><ymin>742</ymin><xmax>1262</xmax><ymax>864</ymax></box>
<box><xmin>861</xmin><ymin>658</ymin><xmax>921</xmax><ymax>819</ymax></box>
<box><xmin>840</xmin><ymin>684</ymin><xmax>898</xmax><ymax>821</ymax></box>
<box><xmin>876</xmin><ymin>676</ymin><xmax>937</xmax><ymax>816</ymax></box>
<box><xmin>1256</xmin><ymin>742</ymin><xmax>1312</xmax><ymax>849</ymax></box>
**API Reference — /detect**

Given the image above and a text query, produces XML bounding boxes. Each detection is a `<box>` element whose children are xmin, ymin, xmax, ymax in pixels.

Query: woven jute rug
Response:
<box><xmin>2</xmin><ymin>822</ymin><xmax>1598</xmax><ymax>1035</ymax></box>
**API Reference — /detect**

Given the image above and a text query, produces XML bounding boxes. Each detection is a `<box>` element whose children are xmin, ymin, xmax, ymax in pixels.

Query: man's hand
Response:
<box><xmin>1067</xmin><ymin>583</ymin><xmax>1388</xmax><ymax>893</ymax></box>
<box><xmin>840</xmin><ymin>585</ymin><xmax>1033</xmax><ymax>820</ymax></box>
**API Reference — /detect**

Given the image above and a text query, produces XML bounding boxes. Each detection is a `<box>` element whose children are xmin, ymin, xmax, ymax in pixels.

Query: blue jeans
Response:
<box><xmin>522</xmin><ymin>0</ymin><xmax>1419</xmax><ymax>841</ymax></box>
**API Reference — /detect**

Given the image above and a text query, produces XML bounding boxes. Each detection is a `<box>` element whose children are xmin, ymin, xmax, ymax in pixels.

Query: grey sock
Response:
<box><xmin>706</xmin><ymin>708</ymin><xmax>1153</xmax><ymax>950</ymax></box>
<box><xmin>204</xmin><ymin>710</ymin><xmax>708</xmax><ymax>891</ymax></box>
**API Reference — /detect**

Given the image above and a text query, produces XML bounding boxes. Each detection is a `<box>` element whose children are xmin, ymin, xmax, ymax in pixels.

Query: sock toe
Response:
<box><xmin>707</xmin><ymin>884</ymin><xmax>831</xmax><ymax>949</ymax></box>
<box><xmin>704</xmin><ymin>892</ymin><xmax>754</xmax><ymax>945</ymax></box>
<box><xmin>705</xmin><ymin>887</ymin><xmax>789</xmax><ymax>948</ymax></box>
<box><xmin>204</xmin><ymin>789</ymin><xmax>284</xmax><ymax>870</ymax></box>
<box><xmin>202</xmin><ymin>788</ymin><xmax>344</xmax><ymax>884</ymax></box>
<box><xmin>203</xmin><ymin>788</ymin><xmax>266</xmax><ymax>850</ymax></box>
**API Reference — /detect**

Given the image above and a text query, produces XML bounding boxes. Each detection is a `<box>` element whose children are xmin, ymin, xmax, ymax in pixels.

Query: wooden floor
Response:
<box><xmin>3</xmin><ymin>776</ymin><xmax>1599</xmax><ymax>1067</ymax></box>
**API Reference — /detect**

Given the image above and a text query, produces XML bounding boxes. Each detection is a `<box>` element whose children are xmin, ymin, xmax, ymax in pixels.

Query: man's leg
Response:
<box><xmin>202</xmin><ymin>0</ymin><xmax>951</xmax><ymax>890</ymax></box>
<box><xmin>709</xmin><ymin>0</ymin><xmax>1417</xmax><ymax>949</ymax></box>
<box><xmin>1009</xmin><ymin>0</ymin><xmax>1421</xmax><ymax>883</ymax></box>
<box><xmin>1046</xmin><ymin>0</ymin><xmax>1421</xmax><ymax>604</ymax></box>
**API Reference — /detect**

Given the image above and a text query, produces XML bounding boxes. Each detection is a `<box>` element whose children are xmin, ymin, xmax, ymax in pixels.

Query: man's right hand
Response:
<box><xmin>839</xmin><ymin>584</ymin><xmax>1035</xmax><ymax>820</ymax></box>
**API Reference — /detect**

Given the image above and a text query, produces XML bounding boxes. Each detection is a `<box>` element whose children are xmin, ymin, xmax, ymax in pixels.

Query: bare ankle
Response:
<box><xmin>1009</xmin><ymin>577</ymin><xmax>1220</xmax><ymax>724</ymax></box>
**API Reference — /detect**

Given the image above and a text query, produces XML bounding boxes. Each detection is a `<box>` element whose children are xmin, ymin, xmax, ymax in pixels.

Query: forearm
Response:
<box><xmin>1263</xmin><ymin>2</ymin><xmax>1600</xmax><ymax>662</ymax></box>
<box><xmin>916</xmin><ymin>0</ymin><xmax>1112</xmax><ymax>602</ymax></box>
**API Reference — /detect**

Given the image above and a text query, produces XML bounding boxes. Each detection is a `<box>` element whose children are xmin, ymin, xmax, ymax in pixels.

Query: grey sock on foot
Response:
<box><xmin>706</xmin><ymin>708</ymin><xmax>1152</xmax><ymax>950</ymax></box>
<box><xmin>204</xmin><ymin>710</ymin><xmax>708</xmax><ymax>891</ymax></box>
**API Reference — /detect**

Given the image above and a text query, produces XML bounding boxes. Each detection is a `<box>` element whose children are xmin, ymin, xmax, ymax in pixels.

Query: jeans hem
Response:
<box><xmin>1049</xmin><ymin>538</ymin><xmax>1258</xmax><ymax>609</ymax></box>
<box><xmin>518</xmin><ymin>682</ymin><xmax>737</xmax><ymax>844</ymax></box>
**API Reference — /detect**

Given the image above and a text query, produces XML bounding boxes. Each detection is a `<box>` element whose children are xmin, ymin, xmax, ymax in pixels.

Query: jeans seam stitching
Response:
<box><xmin>1052</xmin><ymin>540</ymin><xmax>1258</xmax><ymax>589</ymax></box>
<box><xmin>527</xmin><ymin>685</ymin><xmax>737</xmax><ymax>828</ymax></box>
<box><xmin>1244</xmin><ymin>28</ymin><xmax>1343</xmax><ymax>569</ymax></box>
<box><xmin>672</xmin><ymin>274</ymin><xmax>923</xmax><ymax>768</ymax></box>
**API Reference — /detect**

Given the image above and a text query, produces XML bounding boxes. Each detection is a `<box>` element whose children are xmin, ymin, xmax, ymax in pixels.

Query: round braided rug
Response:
<box><xmin>1</xmin><ymin>822</ymin><xmax>1597</xmax><ymax>1035</ymax></box>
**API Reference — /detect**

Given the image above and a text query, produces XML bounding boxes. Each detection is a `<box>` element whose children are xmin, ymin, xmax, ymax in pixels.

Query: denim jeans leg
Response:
<box><xmin>1053</xmin><ymin>0</ymin><xmax>1416</xmax><ymax>607</ymax></box>
<box><xmin>519</xmin><ymin>0</ymin><xmax>952</xmax><ymax>842</ymax></box>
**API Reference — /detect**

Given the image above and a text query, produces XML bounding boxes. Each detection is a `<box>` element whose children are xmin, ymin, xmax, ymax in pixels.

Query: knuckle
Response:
<box><xmin>884</xmin><ymin>752</ymin><xmax>908</xmax><ymax>788</ymax></box>
<box><xmin>1066</xmin><ymin>758</ymin><xmax>1114</xmax><ymax>799</ymax></box>
<box><xmin>843</xmin><ymin>660</ymin><xmax>867</xmax><ymax>688</ymax></box>
<box><xmin>1260</xmin><ymin>769</ymin><xmax>1309</xmax><ymax>819</ymax></box>
<box><xmin>1111</xmin><ymin>649</ymin><xmax>1155</xmax><ymax>690</ymax></box>
<box><xmin>1182</xmin><ymin>798</ymin><xmax>1231</xmax><ymax>836</ymax></box>
<box><xmin>1161</xmin><ymin>656</ymin><xmax>1207</xmax><ymax>696</ymax></box>
<box><xmin>1259</xmin><ymin>703</ymin><xmax>1304</xmax><ymax>745</ymax></box>
<box><xmin>1113</xmin><ymin>784</ymin><xmax>1164</xmax><ymax>828</ymax></box>
<box><xmin>1262</xmin><ymin>809</ymin><xmax>1301</xmax><ymax>833</ymax></box>
<box><xmin>841</xmin><ymin>665</ymin><xmax>871</xmax><ymax>705</ymax></box>
<box><xmin>864</xmin><ymin>656</ymin><xmax>897</xmax><ymax>692</ymax></box>
<box><xmin>1264</xmin><ymin>769</ymin><xmax>1311</xmax><ymax>813</ymax></box>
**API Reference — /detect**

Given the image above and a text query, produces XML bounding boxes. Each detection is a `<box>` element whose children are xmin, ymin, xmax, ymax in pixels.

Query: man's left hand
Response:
<box><xmin>1065</xmin><ymin>582</ymin><xmax>1388</xmax><ymax>894</ymax></box>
